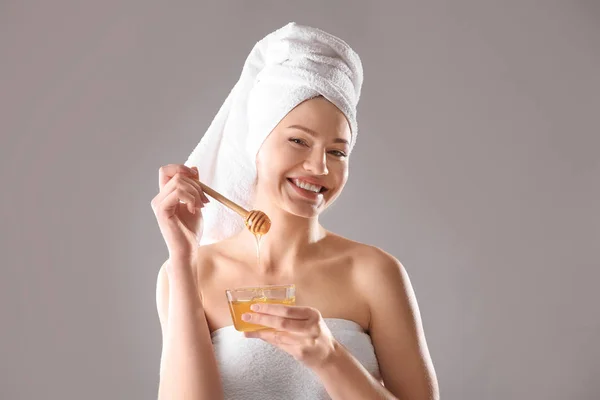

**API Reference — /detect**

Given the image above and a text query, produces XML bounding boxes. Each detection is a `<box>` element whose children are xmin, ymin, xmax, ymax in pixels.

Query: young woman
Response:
<box><xmin>151</xmin><ymin>23</ymin><xmax>439</xmax><ymax>400</ymax></box>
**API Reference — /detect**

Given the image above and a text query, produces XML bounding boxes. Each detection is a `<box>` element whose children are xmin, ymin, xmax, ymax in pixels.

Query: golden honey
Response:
<box><xmin>225</xmin><ymin>221</ymin><xmax>296</xmax><ymax>332</ymax></box>
<box><xmin>228</xmin><ymin>297</ymin><xmax>296</xmax><ymax>332</ymax></box>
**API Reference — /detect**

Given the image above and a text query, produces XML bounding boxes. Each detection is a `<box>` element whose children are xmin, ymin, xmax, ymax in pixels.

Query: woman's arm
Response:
<box><xmin>314</xmin><ymin>248</ymin><xmax>439</xmax><ymax>400</ymax></box>
<box><xmin>363</xmin><ymin>249</ymin><xmax>439</xmax><ymax>399</ymax></box>
<box><xmin>311</xmin><ymin>340</ymin><xmax>398</xmax><ymax>399</ymax></box>
<box><xmin>237</xmin><ymin>246</ymin><xmax>439</xmax><ymax>399</ymax></box>
<box><xmin>156</xmin><ymin>257</ymin><xmax>224</xmax><ymax>400</ymax></box>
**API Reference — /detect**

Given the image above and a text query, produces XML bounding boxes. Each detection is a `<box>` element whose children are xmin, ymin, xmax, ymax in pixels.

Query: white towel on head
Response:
<box><xmin>184</xmin><ymin>22</ymin><xmax>363</xmax><ymax>245</ymax></box>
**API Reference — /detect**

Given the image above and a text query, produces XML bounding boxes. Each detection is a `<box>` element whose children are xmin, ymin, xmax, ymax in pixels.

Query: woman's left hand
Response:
<box><xmin>242</xmin><ymin>303</ymin><xmax>337</xmax><ymax>368</ymax></box>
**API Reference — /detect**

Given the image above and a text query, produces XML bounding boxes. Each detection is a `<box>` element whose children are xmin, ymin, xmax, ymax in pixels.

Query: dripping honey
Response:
<box><xmin>225</xmin><ymin>225</ymin><xmax>295</xmax><ymax>332</ymax></box>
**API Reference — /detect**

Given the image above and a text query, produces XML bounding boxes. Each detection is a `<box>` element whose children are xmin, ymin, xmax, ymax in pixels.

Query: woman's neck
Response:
<box><xmin>236</xmin><ymin>204</ymin><xmax>327</xmax><ymax>276</ymax></box>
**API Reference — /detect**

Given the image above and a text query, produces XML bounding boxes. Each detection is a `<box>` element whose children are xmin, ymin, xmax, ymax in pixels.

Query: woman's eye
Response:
<box><xmin>289</xmin><ymin>138</ymin><xmax>307</xmax><ymax>146</ymax></box>
<box><xmin>329</xmin><ymin>150</ymin><xmax>347</xmax><ymax>158</ymax></box>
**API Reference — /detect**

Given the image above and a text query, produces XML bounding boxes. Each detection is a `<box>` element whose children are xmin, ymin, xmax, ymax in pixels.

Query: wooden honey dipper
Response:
<box><xmin>197</xmin><ymin>181</ymin><xmax>271</xmax><ymax>236</ymax></box>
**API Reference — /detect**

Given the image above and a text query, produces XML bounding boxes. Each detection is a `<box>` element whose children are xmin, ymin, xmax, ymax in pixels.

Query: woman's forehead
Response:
<box><xmin>279</xmin><ymin>97</ymin><xmax>352</xmax><ymax>139</ymax></box>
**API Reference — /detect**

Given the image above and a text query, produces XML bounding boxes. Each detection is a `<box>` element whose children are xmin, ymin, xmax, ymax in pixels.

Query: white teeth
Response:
<box><xmin>293</xmin><ymin>179</ymin><xmax>322</xmax><ymax>193</ymax></box>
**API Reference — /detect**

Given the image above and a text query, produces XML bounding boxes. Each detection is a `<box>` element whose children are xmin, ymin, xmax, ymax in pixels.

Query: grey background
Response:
<box><xmin>1</xmin><ymin>1</ymin><xmax>598</xmax><ymax>399</ymax></box>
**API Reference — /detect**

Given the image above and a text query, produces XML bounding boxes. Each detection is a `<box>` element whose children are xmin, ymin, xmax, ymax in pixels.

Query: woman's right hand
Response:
<box><xmin>151</xmin><ymin>164</ymin><xmax>210</xmax><ymax>263</ymax></box>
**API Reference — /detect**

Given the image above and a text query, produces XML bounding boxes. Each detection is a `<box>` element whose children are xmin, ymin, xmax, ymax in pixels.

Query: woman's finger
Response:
<box><xmin>186</xmin><ymin>173</ymin><xmax>210</xmax><ymax>204</ymax></box>
<box><xmin>156</xmin><ymin>186</ymin><xmax>198</xmax><ymax>216</ymax></box>
<box><xmin>175</xmin><ymin>174</ymin><xmax>209</xmax><ymax>204</ymax></box>
<box><xmin>241</xmin><ymin>312</ymin><xmax>313</xmax><ymax>333</ymax></box>
<box><xmin>249</xmin><ymin>303</ymin><xmax>316</xmax><ymax>320</ymax></box>
<box><xmin>158</xmin><ymin>164</ymin><xmax>198</xmax><ymax>191</ymax></box>
<box><xmin>163</xmin><ymin>173</ymin><xmax>205</xmax><ymax>208</ymax></box>
<box><xmin>155</xmin><ymin>176</ymin><xmax>204</xmax><ymax>215</ymax></box>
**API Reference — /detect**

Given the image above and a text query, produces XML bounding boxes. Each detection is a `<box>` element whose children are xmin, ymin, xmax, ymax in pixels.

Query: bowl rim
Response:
<box><xmin>225</xmin><ymin>283</ymin><xmax>295</xmax><ymax>293</ymax></box>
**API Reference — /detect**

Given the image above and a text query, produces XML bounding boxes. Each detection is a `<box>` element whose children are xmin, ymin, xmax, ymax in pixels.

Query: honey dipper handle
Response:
<box><xmin>198</xmin><ymin>181</ymin><xmax>248</xmax><ymax>219</ymax></box>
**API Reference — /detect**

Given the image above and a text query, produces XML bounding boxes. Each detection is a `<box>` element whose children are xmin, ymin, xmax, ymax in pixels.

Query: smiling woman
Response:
<box><xmin>254</xmin><ymin>97</ymin><xmax>350</xmax><ymax>215</ymax></box>
<box><xmin>152</xmin><ymin>22</ymin><xmax>439</xmax><ymax>400</ymax></box>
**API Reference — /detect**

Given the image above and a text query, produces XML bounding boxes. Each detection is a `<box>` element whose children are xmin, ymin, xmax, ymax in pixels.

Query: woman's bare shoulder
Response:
<box><xmin>324</xmin><ymin>232</ymin><xmax>405</xmax><ymax>289</ymax></box>
<box><xmin>325</xmin><ymin>231</ymin><xmax>399</xmax><ymax>262</ymax></box>
<box><xmin>192</xmin><ymin>236</ymin><xmax>246</xmax><ymax>281</ymax></box>
<box><xmin>192</xmin><ymin>241</ymin><xmax>226</xmax><ymax>280</ymax></box>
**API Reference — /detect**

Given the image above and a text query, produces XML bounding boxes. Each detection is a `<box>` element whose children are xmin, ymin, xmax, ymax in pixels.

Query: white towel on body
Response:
<box><xmin>211</xmin><ymin>318</ymin><xmax>381</xmax><ymax>399</ymax></box>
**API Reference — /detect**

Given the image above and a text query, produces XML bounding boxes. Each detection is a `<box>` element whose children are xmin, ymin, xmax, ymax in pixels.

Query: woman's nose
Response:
<box><xmin>303</xmin><ymin>150</ymin><xmax>328</xmax><ymax>175</ymax></box>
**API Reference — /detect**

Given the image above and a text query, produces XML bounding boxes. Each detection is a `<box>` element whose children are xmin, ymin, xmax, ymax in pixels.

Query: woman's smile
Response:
<box><xmin>286</xmin><ymin>178</ymin><xmax>325</xmax><ymax>201</ymax></box>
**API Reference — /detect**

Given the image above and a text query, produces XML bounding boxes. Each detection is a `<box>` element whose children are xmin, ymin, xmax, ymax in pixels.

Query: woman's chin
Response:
<box><xmin>283</xmin><ymin>202</ymin><xmax>324</xmax><ymax>219</ymax></box>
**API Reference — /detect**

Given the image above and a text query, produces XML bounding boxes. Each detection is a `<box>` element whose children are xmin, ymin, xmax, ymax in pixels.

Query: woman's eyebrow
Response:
<box><xmin>286</xmin><ymin>124</ymin><xmax>349</xmax><ymax>145</ymax></box>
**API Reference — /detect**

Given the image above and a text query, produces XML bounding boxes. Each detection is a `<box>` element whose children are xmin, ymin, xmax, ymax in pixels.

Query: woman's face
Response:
<box><xmin>255</xmin><ymin>96</ymin><xmax>352</xmax><ymax>218</ymax></box>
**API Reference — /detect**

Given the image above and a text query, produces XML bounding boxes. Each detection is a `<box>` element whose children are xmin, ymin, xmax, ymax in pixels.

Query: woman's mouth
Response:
<box><xmin>286</xmin><ymin>178</ymin><xmax>328</xmax><ymax>199</ymax></box>
<box><xmin>287</xmin><ymin>178</ymin><xmax>327</xmax><ymax>193</ymax></box>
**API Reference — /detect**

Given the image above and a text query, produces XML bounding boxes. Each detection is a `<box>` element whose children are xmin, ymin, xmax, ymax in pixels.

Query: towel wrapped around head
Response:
<box><xmin>184</xmin><ymin>22</ymin><xmax>363</xmax><ymax>245</ymax></box>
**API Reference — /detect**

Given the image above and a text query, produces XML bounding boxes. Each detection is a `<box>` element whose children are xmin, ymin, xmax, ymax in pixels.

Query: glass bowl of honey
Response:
<box><xmin>226</xmin><ymin>284</ymin><xmax>296</xmax><ymax>332</ymax></box>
